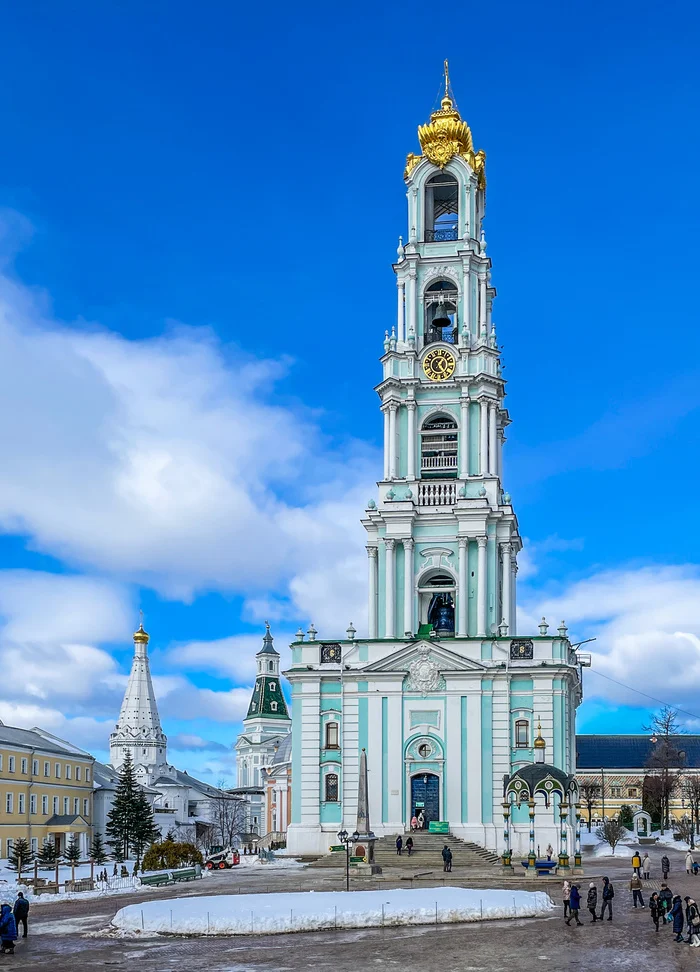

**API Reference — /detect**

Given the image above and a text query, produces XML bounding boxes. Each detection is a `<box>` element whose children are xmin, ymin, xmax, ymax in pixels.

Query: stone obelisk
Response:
<box><xmin>353</xmin><ymin>748</ymin><xmax>381</xmax><ymax>872</ymax></box>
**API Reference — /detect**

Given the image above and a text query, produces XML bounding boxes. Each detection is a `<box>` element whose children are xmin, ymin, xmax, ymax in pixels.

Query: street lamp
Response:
<box><xmin>337</xmin><ymin>828</ymin><xmax>359</xmax><ymax>891</ymax></box>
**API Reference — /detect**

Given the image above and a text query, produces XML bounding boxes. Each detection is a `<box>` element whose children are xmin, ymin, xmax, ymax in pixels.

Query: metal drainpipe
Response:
<box><xmin>28</xmin><ymin>748</ymin><xmax>35</xmax><ymax>852</ymax></box>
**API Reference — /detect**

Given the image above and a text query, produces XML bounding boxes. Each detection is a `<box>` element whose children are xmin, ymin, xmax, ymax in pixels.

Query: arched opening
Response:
<box><xmin>417</xmin><ymin>570</ymin><xmax>455</xmax><ymax>636</ymax></box>
<box><xmin>424</xmin><ymin>173</ymin><xmax>459</xmax><ymax>242</ymax></box>
<box><xmin>411</xmin><ymin>772</ymin><xmax>440</xmax><ymax>825</ymax></box>
<box><xmin>421</xmin><ymin>414</ymin><xmax>458</xmax><ymax>477</ymax></box>
<box><xmin>425</xmin><ymin>280</ymin><xmax>458</xmax><ymax>345</ymax></box>
<box><xmin>324</xmin><ymin>772</ymin><xmax>339</xmax><ymax>802</ymax></box>
<box><xmin>515</xmin><ymin>719</ymin><xmax>530</xmax><ymax>748</ymax></box>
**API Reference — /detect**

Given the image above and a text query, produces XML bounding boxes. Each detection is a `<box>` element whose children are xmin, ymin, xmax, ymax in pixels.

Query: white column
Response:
<box><xmin>407</xmin><ymin>401</ymin><xmax>417</xmax><ymax>479</ymax></box>
<box><xmin>367</xmin><ymin>546</ymin><xmax>378</xmax><ymax>639</ymax></box>
<box><xmin>388</xmin><ymin>404</ymin><xmax>397</xmax><ymax>479</ymax></box>
<box><xmin>511</xmin><ymin>560</ymin><xmax>518</xmax><ymax>636</ymax></box>
<box><xmin>501</xmin><ymin>541</ymin><xmax>512</xmax><ymax>632</ymax></box>
<box><xmin>479</xmin><ymin>399</ymin><xmax>488</xmax><ymax>475</ymax></box>
<box><xmin>462</xmin><ymin>264</ymin><xmax>471</xmax><ymax>341</ymax></box>
<box><xmin>488</xmin><ymin>401</ymin><xmax>498</xmax><ymax>476</ymax></box>
<box><xmin>385</xmin><ymin>539</ymin><xmax>396</xmax><ymax>639</ymax></box>
<box><xmin>477</xmin><ymin>536</ymin><xmax>488</xmax><ymax>637</ymax></box>
<box><xmin>497</xmin><ymin>430</ymin><xmax>504</xmax><ymax>481</ymax></box>
<box><xmin>458</xmin><ymin>538</ymin><xmax>468</xmax><ymax>637</ymax></box>
<box><xmin>479</xmin><ymin>273</ymin><xmax>487</xmax><ymax>335</ymax></box>
<box><xmin>459</xmin><ymin>397</ymin><xmax>470</xmax><ymax>478</ymax></box>
<box><xmin>403</xmin><ymin>538</ymin><xmax>414</xmax><ymax>636</ymax></box>
<box><xmin>397</xmin><ymin>279</ymin><xmax>405</xmax><ymax>343</ymax></box>
<box><xmin>382</xmin><ymin>408</ymin><xmax>390</xmax><ymax>480</ymax></box>
<box><xmin>407</xmin><ymin>271</ymin><xmax>417</xmax><ymax>341</ymax></box>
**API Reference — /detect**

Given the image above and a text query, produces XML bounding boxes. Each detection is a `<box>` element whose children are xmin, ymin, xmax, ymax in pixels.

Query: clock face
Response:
<box><xmin>320</xmin><ymin>642</ymin><xmax>341</xmax><ymax>663</ymax></box>
<box><xmin>510</xmin><ymin>639</ymin><xmax>534</xmax><ymax>660</ymax></box>
<box><xmin>422</xmin><ymin>347</ymin><xmax>456</xmax><ymax>382</ymax></box>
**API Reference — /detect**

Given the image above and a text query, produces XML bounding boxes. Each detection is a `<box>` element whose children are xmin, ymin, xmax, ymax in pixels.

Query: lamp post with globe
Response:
<box><xmin>337</xmin><ymin>828</ymin><xmax>359</xmax><ymax>891</ymax></box>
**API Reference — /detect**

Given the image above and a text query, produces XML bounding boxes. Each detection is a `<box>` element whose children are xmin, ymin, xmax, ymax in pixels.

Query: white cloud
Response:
<box><xmin>0</xmin><ymin>264</ymin><xmax>376</xmax><ymax>611</ymax></box>
<box><xmin>166</xmin><ymin>631</ymin><xmax>294</xmax><ymax>682</ymax></box>
<box><xmin>521</xmin><ymin>564</ymin><xmax>700</xmax><ymax>718</ymax></box>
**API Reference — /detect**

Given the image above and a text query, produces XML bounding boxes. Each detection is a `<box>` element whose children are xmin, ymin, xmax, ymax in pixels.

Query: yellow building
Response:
<box><xmin>0</xmin><ymin>723</ymin><xmax>95</xmax><ymax>860</ymax></box>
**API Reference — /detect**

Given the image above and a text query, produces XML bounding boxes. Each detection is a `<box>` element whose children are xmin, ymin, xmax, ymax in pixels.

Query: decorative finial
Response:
<box><xmin>534</xmin><ymin>718</ymin><xmax>546</xmax><ymax>751</ymax></box>
<box><xmin>498</xmin><ymin>618</ymin><xmax>508</xmax><ymax>637</ymax></box>
<box><xmin>133</xmin><ymin>611</ymin><xmax>149</xmax><ymax>644</ymax></box>
<box><xmin>367</xmin><ymin>498</ymin><xmax>377</xmax><ymax>510</ymax></box>
<box><xmin>444</xmin><ymin>58</ymin><xmax>450</xmax><ymax>99</ymax></box>
<box><xmin>307</xmin><ymin>623</ymin><xmax>317</xmax><ymax>642</ymax></box>
<box><xmin>383</xmin><ymin>330</ymin><xmax>391</xmax><ymax>352</ymax></box>
<box><xmin>346</xmin><ymin>622</ymin><xmax>356</xmax><ymax>641</ymax></box>
<box><xmin>397</xmin><ymin>236</ymin><xmax>405</xmax><ymax>260</ymax></box>
<box><xmin>558</xmin><ymin>620</ymin><xmax>568</xmax><ymax>639</ymax></box>
<box><xmin>539</xmin><ymin>617</ymin><xmax>549</xmax><ymax>635</ymax></box>
<box><xmin>295</xmin><ymin>626</ymin><xmax>305</xmax><ymax>642</ymax></box>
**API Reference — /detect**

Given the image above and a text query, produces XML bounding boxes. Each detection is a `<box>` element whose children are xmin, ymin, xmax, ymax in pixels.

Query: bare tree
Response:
<box><xmin>209</xmin><ymin>780</ymin><xmax>247</xmax><ymax>848</ymax></box>
<box><xmin>579</xmin><ymin>781</ymin><xmax>601</xmax><ymax>832</ymax></box>
<box><xmin>643</xmin><ymin>706</ymin><xmax>686</xmax><ymax>834</ymax></box>
<box><xmin>682</xmin><ymin>776</ymin><xmax>700</xmax><ymax>847</ymax></box>
<box><xmin>674</xmin><ymin>816</ymin><xmax>695</xmax><ymax>848</ymax></box>
<box><xmin>596</xmin><ymin>818</ymin><xmax>626</xmax><ymax>855</ymax></box>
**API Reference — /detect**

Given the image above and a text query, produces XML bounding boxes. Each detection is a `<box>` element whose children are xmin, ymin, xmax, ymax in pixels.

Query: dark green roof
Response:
<box><xmin>246</xmin><ymin>675</ymin><xmax>289</xmax><ymax>720</ymax></box>
<box><xmin>257</xmin><ymin>622</ymin><xmax>279</xmax><ymax>656</ymax></box>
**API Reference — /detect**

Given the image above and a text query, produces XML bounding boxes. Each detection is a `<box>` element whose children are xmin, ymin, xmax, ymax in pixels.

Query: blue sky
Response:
<box><xmin>0</xmin><ymin>0</ymin><xmax>699</xmax><ymax>777</ymax></box>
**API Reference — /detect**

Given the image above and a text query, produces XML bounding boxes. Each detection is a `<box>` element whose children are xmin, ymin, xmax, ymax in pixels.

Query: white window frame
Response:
<box><xmin>42</xmin><ymin>795</ymin><xmax>48</xmax><ymax>815</ymax></box>
<box><xmin>8</xmin><ymin>757</ymin><xmax>15</xmax><ymax>773</ymax></box>
<box><xmin>18</xmin><ymin>793</ymin><xmax>25</xmax><ymax>814</ymax></box>
<box><xmin>43</xmin><ymin>761</ymin><xmax>50</xmax><ymax>777</ymax></box>
<box><xmin>6</xmin><ymin>793</ymin><xmax>13</xmax><ymax>813</ymax></box>
<box><xmin>30</xmin><ymin>794</ymin><xmax>37</xmax><ymax>814</ymax></box>
<box><xmin>20</xmin><ymin>758</ymin><xmax>28</xmax><ymax>774</ymax></box>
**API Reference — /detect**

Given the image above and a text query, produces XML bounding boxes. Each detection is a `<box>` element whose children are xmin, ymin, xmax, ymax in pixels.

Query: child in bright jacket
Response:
<box><xmin>0</xmin><ymin>903</ymin><xmax>17</xmax><ymax>953</ymax></box>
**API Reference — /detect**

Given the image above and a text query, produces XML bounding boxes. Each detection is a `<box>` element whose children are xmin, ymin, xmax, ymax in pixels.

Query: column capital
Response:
<box><xmin>388</xmin><ymin>402</ymin><xmax>398</xmax><ymax>413</ymax></box>
<box><xmin>500</xmin><ymin>539</ymin><xmax>513</xmax><ymax>554</ymax></box>
<box><xmin>458</xmin><ymin>537</ymin><xmax>469</xmax><ymax>550</ymax></box>
<box><xmin>397</xmin><ymin>278</ymin><xmax>405</xmax><ymax>289</ymax></box>
<box><xmin>403</xmin><ymin>537</ymin><xmax>415</xmax><ymax>550</ymax></box>
<box><xmin>477</xmin><ymin>535</ymin><xmax>488</xmax><ymax>548</ymax></box>
<box><xmin>366</xmin><ymin>545</ymin><xmax>378</xmax><ymax>560</ymax></box>
<box><xmin>488</xmin><ymin>398</ymin><xmax>499</xmax><ymax>411</ymax></box>
<box><xmin>478</xmin><ymin>395</ymin><xmax>489</xmax><ymax>405</ymax></box>
<box><xmin>385</xmin><ymin>538</ymin><xmax>396</xmax><ymax>550</ymax></box>
<box><xmin>406</xmin><ymin>400</ymin><xmax>417</xmax><ymax>412</ymax></box>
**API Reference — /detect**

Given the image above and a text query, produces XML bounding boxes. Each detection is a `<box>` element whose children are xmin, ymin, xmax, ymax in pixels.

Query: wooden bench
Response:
<box><xmin>140</xmin><ymin>873</ymin><xmax>172</xmax><ymax>887</ymax></box>
<box><xmin>171</xmin><ymin>866</ymin><xmax>201</xmax><ymax>883</ymax></box>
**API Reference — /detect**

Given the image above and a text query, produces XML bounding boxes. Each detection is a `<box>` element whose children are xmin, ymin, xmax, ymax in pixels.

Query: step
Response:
<box><xmin>309</xmin><ymin>832</ymin><xmax>500</xmax><ymax>868</ymax></box>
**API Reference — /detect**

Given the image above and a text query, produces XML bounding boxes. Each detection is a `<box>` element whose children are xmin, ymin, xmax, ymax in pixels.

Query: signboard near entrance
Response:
<box><xmin>428</xmin><ymin>821</ymin><xmax>449</xmax><ymax>834</ymax></box>
<box><xmin>414</xmin><ymin>801</ymin><xmax>425</xmax><ymax>808</ymax></box>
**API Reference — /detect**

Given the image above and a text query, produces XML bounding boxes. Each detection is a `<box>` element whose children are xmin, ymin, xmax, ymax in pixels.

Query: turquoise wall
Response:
<box><xmin>481</xmin><ymin>682</ymin><xmax>493</xmax><ymax>823</ymax></box>
<box><xmin>381</xmin><ymin>697</ymin><xmax>389</xmax><ymax>823</ymax></box>
<box><xmin>461</xmin><ymin>695</ymin><xmax>468</xmax><ymax>822</ymax></box>
<box><xmin>291</xmin><ymin>692</ymin><xmax>302</xmax><ymax>824</ymax></box>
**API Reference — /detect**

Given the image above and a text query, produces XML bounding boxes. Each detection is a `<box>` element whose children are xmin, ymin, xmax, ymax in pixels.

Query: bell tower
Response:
<box><xmin>363</xmin><ymin>61</ymin><xmax>521</xmax><ymax>641</ymax></box>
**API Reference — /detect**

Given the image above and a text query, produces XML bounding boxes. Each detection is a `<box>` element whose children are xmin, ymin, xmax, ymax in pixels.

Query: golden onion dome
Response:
<box><xmin>534</xmin><ymin>721</ymin><xmax>546</xmax><ymax>749</ymax></box>
<box><xmin>133</xmin><ymin>622</ymin><xmax>150</xmax><ymax>644</ymax></box>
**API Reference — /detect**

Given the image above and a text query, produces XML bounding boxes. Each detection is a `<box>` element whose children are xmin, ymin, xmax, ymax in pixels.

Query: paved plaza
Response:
<box><xmin>8</xmin><ymin>846</ymin><xmax>700</xmax><ymax>971</ymax></box>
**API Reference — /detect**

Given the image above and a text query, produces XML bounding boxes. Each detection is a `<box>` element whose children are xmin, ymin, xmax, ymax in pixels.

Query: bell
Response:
<box><xmin>432</xmin><ymin>299</ymin><xmax>451</xmax><ymax>328</ymax></box>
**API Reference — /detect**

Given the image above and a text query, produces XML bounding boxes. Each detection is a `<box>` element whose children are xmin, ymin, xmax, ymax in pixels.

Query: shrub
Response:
<box><xmin>142</xmin><ymin>840</ymin><xmax>203</xmax><ymax>871</ymax></box>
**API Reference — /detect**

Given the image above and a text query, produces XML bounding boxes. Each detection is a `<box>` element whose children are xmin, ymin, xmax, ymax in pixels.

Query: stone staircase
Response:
<box><xmin>309</xmin><ymin>831</ymin><xmax>500</xmax><ymax>869</ymax></box>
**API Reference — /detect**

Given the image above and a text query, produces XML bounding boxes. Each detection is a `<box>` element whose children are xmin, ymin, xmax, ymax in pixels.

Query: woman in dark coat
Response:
<box><xmin>671</xmin><ymin>895</ymin><xmax>684</xmax><ymax>942</ymax></box>
<box><xmin>649</xmin><ymin>892</ymin><xmax>661</xmax><ymax>931</ymax></box>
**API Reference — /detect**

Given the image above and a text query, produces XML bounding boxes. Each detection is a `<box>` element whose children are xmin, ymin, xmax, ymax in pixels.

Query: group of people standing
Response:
<box><xmin>563</xmin><ymin>878</ymin><xmax>614</xmax><ymax>925</ymax></box>
<box><xmin>0</xmin><ymin>892</ymin><xmax>29</xmax><ymax>954</ymax></box>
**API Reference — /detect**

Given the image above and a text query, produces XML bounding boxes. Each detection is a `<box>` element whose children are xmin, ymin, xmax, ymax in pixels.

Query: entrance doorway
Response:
<box><xmin>411</xmin><ymin>773</ymin><xmax>440</xmax><ymax>826</ymax></box>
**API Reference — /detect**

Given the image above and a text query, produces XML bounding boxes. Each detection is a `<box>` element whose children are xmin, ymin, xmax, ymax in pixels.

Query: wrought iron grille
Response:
<box><xmin>425</xmin><ymin>227</ymin><xmax>459</xmax><ymax>242</ymax></box>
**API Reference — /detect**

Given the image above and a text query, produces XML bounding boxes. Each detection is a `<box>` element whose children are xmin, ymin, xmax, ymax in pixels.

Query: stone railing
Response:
<box><xmin>417</xmin><ymin>481</ymin><xmax>457</xmax><ymax>506</ymax></box>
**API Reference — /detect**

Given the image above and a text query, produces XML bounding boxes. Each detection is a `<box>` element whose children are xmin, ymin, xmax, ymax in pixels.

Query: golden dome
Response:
<box><xmin>405</xmin><ymin>60</ymin><xmax>486</xmax><ymax>187</ymax></box>
<box><xmin>534</xmin><ymin>720</ymin><xmax>546</xmax><ymax>749</ymax></box>
<box><xmin>133</xmin><ymin>622</ymin><xmax>150</xmax><ymax>644</ymax></box>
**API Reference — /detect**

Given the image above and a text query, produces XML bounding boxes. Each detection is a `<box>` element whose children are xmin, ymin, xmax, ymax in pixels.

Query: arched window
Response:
<box><xmin>424</xmin><ymin>280</ymin><xmax>458</xmax><ymax>345</ymax></box>
<box><xmin>515</xmin><ymin>719</ymin><xmax>529</xmax><ymax>748</ymax></box>
<box><xmin>421</xmin><ymin>415</ymin><xmax>458</xmax><ymax>476</ymax></box>
<box><xmin>417</xmin><ymin>570</ymin><xmax>455</xmax><ymax>635</ymax></box>
<box><xmin>424</xmin><ymin>173</ymin><xmax>459</xmax><ymax>242</ymax></box>
<box><xmin>325</xmin><ymin>722</ymin><xmax>339</xmax><ymax>749</ymax></box>
<box><xmin>325</xmin><ymin>773</ymin><xmax>339</xmax><ymax>802</ymax></box>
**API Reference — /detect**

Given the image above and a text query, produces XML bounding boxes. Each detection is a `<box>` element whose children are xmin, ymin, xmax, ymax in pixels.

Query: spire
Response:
<box><xmin>257</xmin><ymin>621</ymin><xmax>278</xmax><ymax>656</ymax></box>
<box><xmin>109</xmin><ymin>618</ymin><xmax>167</xmax><ymax>772</ymax></box>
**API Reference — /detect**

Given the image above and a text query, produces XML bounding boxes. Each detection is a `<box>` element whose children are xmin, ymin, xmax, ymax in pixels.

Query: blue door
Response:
<box><xmin>411</xmin><ymin>773</ymin><xmax>440</xmax><ymax>825</ymax></box>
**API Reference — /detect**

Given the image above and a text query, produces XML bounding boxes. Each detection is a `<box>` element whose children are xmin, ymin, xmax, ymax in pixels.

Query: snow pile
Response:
<box><xmin>590</xmin><ymin>843</ymin><xmax>633</xmax><ymax>859</ymax></box>
<box><xmin>236</xmin><ymin>855</ymin><xmax>305</xmax><ymax>870</ymax></box>
<box><xmin>112</xmin><ymin>887</ymin><xmax>554</xmax><ymax>936</ymax></box>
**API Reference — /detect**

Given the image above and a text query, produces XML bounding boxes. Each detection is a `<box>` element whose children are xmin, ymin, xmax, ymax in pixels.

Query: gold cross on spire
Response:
<box><xmin>444</xmin><ymin>58</ymin><xmax>450</xmax><ymax>99</ymax></box>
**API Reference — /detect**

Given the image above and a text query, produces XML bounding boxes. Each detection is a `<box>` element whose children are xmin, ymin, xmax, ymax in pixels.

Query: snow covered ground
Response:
<box><xmin>112</xmin><ymin>887</ymin><xmax>554</xmax><ymax>936</ymax></box>
<box><xmin>236</xmin><ymin>854</ymin><xmax>305</xmax><ymax>870</ymax></box>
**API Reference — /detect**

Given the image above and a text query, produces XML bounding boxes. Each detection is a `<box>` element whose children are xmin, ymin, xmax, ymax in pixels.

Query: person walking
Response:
<box><xmin>599</xmin><ymin>876</ymin><xmax>614</xmax><ymax>921</ymax></box>
<box><xmin>642</xmin><ymin>853</ymin><xmax>651</xmax><ymax>879</ymax></box>
<box><xmin>659</xmin><ymin>883</ymin><xmax>674</xmax><ymax>922</ymax></box>
<box><xmin>410</xmin><ymin>815</ymin><xmax>418</xmax><ymax>832</ymax></box>
<box><xmin>684</xmin><ymin>897</ymin><xmax>700</xmax><ymax>946</ymax></box>
<box><xmin>671</xmin><ymin>895</ymin><xmax>685</xmax><ymax>942</ymax></box>
<box><xmin>562</xmin><ymin>879</ymin><xmax>571</xmax><ymax>919</ymax></box>
<box><xmin>405</xmin><ymin>836</ymin><xmax>414</xmax><ymax>857</ymax></box>
<box><xmin>630</xmin><ymin>871</ymin><xmax>645</xmax><ymax>908</ymax></box>
<box><xmin>662</xmin><ymin>854</ymin><xmax>670</xmax><ymax>881</ymax></box>
<box><xmin>650</xmin><ymin>892</ymin><xmax>661</xmax><ymax>932</ymax></box>
<box><xmin>12</xmin><ymin>893</ymin><xmax>28</xmax><ymax>939</ymax></box>
<box><xmin>0</xmin><ymin>904</ymin><xmax>17</xmax><ymax>955</ymax></box>
<box><xmin>686</xmin><ymin>850</ymin><xmax>695</xmax><ymax>875</ymax></box>
<box><xmin>441</xmin><ymin>845</ymin><xmax>453</xmax><ymax>873</ymax></box>
<box><xmin>395</xmin><ymin>835</ymin><xmax>403</xmax><ymax>856</ymax></box>
<box><xmin>587</xmin><ymin>882</ymin><xmax>598</xmax><ymax>922</ymax></box>
<box><xmin>566</xmin><ymin>884</ymin><xmax>583</xmax><ymax>926</ymax></box>
<box><xmin>417</xmin><ymin>810</ymin><xmax>425</xmax><ymax>830</ymax></box>
<box><xmin>631</xmin><ymin>851</ymin><xmax>642</xmax><ymax>876</ymax></box>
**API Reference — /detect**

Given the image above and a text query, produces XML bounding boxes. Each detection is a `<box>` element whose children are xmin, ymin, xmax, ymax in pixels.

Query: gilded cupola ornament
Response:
<box><xmin>405</xmin><ymin>60</ymin><xmax>486</xmax><ymax>187</ymax></box>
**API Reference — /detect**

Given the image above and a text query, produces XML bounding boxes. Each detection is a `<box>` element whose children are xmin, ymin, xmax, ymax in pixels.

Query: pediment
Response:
<box><xmin>361</xmin><ymin>640</ymin><xmax>486</xmax><ymax>675</ymax></box>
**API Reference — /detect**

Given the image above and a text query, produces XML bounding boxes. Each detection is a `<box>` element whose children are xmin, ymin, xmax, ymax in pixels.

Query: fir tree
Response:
<box><xmin>105</xmin><ymin>750</ymin><xmax>159</xmax><ymax>860</ymax></box>
<box><xmin>7</xmin><ymin>838</ymin><xmax>34</xmax><ymax>872</ymax></box>
<box><xmin>165</xmin><ymin>828</ymin><xmax>176</xmax><ymax>842</ymax></box>
<box><xmin>64</xmin><ymin>834</ymin><xmax>82</xmax><ymax>864</ymax></box>
<box><xmin>38</xmin><ymin>838</ymin><xmax>58</xmax><ymax>869</ymax></box>
<box><xmin>90</xmin><ymin>831</ymin><xmax>108</xmax><ymax>864</ymax></box>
